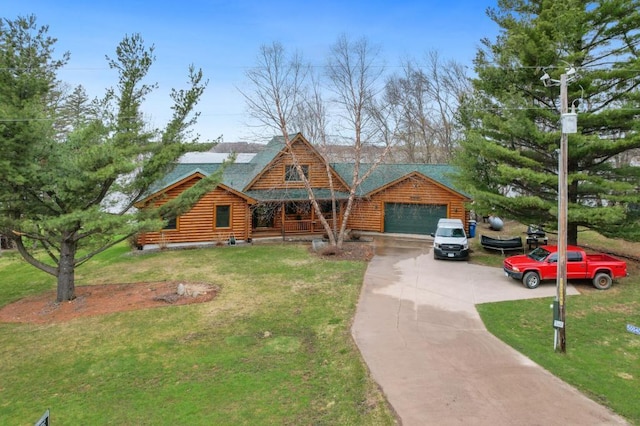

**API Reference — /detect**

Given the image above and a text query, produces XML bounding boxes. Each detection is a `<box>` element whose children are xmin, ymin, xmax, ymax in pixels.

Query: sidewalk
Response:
<box><xmin>351</xmin><ymin>238</ymin><xmax>628</xmax><ymax>425</ymax></box>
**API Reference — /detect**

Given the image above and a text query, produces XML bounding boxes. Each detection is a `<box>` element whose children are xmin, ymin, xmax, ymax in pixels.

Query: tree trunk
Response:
<box><xmin>568</xmin><ymin>180</ymin><xmax>579</xmax><ymax>246</ymax></box>
<box><xmin>57</xmin><ymin>236</ymin><xmax>77</xmax><ymax>302</ymax></box>
<box><xmin>568</xmin><ymin>223</ymin><xmax>578</xmax><ymax>246</ymax></box>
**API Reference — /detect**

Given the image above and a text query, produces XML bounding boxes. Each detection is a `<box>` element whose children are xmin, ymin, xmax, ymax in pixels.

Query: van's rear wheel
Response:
<box><xmin>522</xmin><ymin>271</ymin><xmax>540</xmax><ymax>289</ymax></box>
<box><xmin>593</xmin><ymin>272</ymin><xmax>612</xmax><ymax>290</ymax></box>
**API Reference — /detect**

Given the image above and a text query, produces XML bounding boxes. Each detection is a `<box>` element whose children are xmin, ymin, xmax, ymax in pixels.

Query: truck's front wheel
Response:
<box><xmin>593</xmin><ymin>272</ymin><xmax>612</xmax><ymax>290</ymax></box>
<box><xmin>523</xmin><ymin>271</ymin><xmax>540</xmax><ymax>289</ymax></box>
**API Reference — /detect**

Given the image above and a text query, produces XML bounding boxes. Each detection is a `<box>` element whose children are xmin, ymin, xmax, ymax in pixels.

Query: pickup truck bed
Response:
<box><xmin>586</xmin><ymin>253</ymin><xmax>620</xmax><ymax>262</ymax></box>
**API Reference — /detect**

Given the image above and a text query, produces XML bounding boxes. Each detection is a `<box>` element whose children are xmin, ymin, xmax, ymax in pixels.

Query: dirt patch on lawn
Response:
<box><xmin>0</xmin><ymin>241</ymin><xmax>373</xmax><ymax>326</ymax></box>
<box><xmin>0</xmin><ymin>281</ymin><xmax>218</xmax><ymax>325</ymax></box>
<box><xmin>314</xmin><ymin>241</ymin><xmax>375</xmax><ymax>262</ymax></box>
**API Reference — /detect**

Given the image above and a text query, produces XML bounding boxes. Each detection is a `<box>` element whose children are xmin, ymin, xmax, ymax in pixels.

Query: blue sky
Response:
<box><xmin>6</xmin><ymin>1</ymin><xmax>499</xmax><ymax>143</ymax></box>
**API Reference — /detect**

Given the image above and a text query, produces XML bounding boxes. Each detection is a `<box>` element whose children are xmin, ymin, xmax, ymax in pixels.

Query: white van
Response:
<box><xmin>431</xmin><ymin>218</ymin><xmax>469</xmax><ymax>260</ymax></box>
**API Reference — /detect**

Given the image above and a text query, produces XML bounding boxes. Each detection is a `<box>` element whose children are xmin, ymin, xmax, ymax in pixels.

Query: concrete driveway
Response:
<box><xmin>351</xmin><ymin>236</ymin><xmax>628</xmax><ymax>425</ymax></box>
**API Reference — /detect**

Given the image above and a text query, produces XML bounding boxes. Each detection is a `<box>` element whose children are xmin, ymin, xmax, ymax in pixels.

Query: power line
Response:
<box><xmin>2</xmin><ymin>106</ymin><xmax>640</xmax><ymax>124</ymax></box>
<box><xmin>3</xmin><ymin>64</ymin><xmax>640</xmax><ymax>72</ymax></box>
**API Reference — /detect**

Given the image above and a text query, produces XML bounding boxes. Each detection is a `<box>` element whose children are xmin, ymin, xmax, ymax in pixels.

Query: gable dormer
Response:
<box><xmin>244</xmin><ymin>133</ymin><xmax>349</xmax><ymax>192</ymax></box>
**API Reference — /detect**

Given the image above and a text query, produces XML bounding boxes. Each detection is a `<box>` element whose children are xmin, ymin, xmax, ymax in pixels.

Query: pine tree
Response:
<box><xmin>53</xmin><ymin>84</ymin><xmax>100</xmax><ymax>138</ymax></box>
<box><xmin>0</xmin><ymin>17</ymin><xmax>218</xmax><ymax>301</ymax></box>
<box><xmin>455</xmin><ymin>0</ymin><xmax>640</xmax><ymax>244</ymax></box>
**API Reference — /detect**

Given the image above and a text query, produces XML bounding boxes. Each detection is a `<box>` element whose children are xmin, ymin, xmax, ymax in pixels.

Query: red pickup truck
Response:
<box><xmin>503</xmin><ymin>245</ymin><xmax>627</xmax><ymax>290</ymax></box>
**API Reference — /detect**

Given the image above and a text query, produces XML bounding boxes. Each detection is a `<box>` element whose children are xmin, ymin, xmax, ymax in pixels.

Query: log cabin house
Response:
<box><xmin>134</xmin><ymin>133</ymin><xmax>471</xmax><ymax>248</ymax></box>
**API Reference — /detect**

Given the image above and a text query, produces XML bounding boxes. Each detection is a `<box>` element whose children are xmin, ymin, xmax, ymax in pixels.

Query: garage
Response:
<box><xmin>384</xmin><ymin>203</ymin><xmax>447</xmax><ymax>235</ymax></box>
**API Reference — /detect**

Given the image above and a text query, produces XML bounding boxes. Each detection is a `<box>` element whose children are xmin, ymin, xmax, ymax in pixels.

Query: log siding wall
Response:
<box><xmin>137</xmin><ymin>136</ymin><xmax>471</xmax><ymax>246</ymax></box>
<box><xmin>136</xmin><ymin>177</ymin><xmax>251</xmax><ymax>246</ymax></box>
<box><xmin>247</xmin><ymin>143</ymin><xmax>348</xmax><ymax>192</ymax></box>
<box><xmin>347</xmin><ymin>175</ymin><xmax>469</xmax><ymax>232</ymax></box>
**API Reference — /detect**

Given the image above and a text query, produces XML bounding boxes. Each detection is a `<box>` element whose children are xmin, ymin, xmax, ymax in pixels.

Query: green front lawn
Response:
<box><xmin>472</xmin><ymin>223</ymin><xmax>640</xmax><ymax>424</ymax></box>
<box><xmin>0</xmin><ymin>244</ymin><xmax>395</xmax><ymax>425</ymax></box>
<box><xmin>3</xmin><ymin>228</ymin><xmax>638</xmax><ymax>424</ymax></box>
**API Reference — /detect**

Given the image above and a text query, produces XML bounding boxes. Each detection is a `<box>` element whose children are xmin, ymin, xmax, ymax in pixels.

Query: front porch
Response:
<box><xmin>251</xmin><ymin>201</ymin><xmax>342</xmax><ymax>238</ymax></box>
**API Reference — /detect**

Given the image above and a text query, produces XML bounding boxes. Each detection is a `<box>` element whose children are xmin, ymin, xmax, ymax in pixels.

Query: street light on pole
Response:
<box><xmin>541</xmin><ymin>66</ymin><xmax>578</xmax><ymax>353</ymax></box>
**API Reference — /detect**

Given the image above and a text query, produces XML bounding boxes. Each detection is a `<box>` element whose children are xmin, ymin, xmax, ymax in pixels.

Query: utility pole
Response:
<box><xmin>556</xmin><ymin>72</ymin><xmax>569</xmax><ymax>353</ymax></box>
<box><xmin>540</xmin><ymin>66</ymin><xmax>577</xmax><ymax>353</ymax></box>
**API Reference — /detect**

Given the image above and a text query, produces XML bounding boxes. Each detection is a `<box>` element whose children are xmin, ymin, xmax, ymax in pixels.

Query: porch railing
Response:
<box><xmin>282</xmin><ymin>218</ymin><xmax>339</xmax><ymax>234</ymax></box>
<box><xmin>283</xmin><ymin>220</ymin><xmax>314</xmax><ymax>233</ymax></box>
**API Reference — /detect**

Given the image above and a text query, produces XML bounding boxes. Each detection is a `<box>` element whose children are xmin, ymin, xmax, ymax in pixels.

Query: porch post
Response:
<box><xmin>247</xmin><ymin>204</ymin><xmax>252</xmax><ymax>242</ymax></box>
<box><xmin>281</xmin><ymin>202</ymin><xmax>285</xmax><ymax>241</ymax></box>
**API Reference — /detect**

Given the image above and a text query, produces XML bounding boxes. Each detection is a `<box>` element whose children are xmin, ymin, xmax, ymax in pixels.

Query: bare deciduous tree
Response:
<box><xmin>384</xmin><ymin>51</ymin><xmax>471</xmax><ymax>163</ymax></box>
<box><xmin>242</xmin><ymin>36</ymin><xmax>397</xmax><ymax>249</ymax></box>
<box><xmin>324</xmin><ymin>36</ymin><xmax>399</xmax><ymax>246</ymax></box>
<box><xmin>243</xmin><ymin>42</ymin><xmax>341</xmax><ymax>245</ymax></box>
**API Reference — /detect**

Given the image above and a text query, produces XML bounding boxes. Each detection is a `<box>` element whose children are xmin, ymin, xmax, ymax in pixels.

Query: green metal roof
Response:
<box><xmin>146</xmin><ymin>134</ymin><xmax>469</xmax><ymax>201</ymax></box>
<box><xmin>220</xmin><ymin>163</ymin><xmax>260</xmax><ymax>190</ymax></box>
<box><xmin>245</xmin><ymin>188</ymin><xmax>350</xmax><ymax>202</ymax></box>
<box><xmin>147</xmin><ymin>163</ymin><xmax>223</xmax><ymax>195</ymax></box>
<box><xmin>243</xmin><ymin>135</ymin><xmax>288</xmax><ymax>180</ymax></box>
<box><xmin>144</xmin><ymin>135</ymin><xmax>296</xmax><ymax>197</ymax></box>
<box><xmin>330</xmin><ymin>163</ymin><xmax>468</xmax><ymax>198</ymax></box>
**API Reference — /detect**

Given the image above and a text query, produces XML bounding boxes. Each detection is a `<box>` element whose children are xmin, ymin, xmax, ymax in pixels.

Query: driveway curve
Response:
<box><xmin>351</xmin><ymin>236</ymin><xmax>628</xmax><ymax>425</ymax></box>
